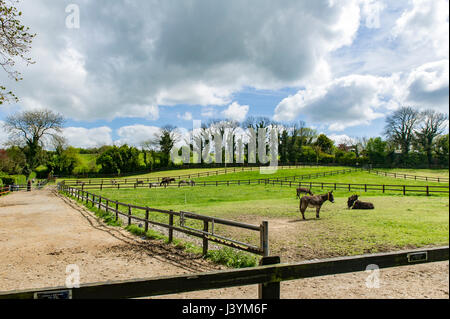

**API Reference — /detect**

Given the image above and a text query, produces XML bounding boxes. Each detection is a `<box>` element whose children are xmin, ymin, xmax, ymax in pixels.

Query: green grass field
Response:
<box><xmin>87</xmin><ymin>167</ymin><xmax>448</xmax><ymax>262</ymax></box>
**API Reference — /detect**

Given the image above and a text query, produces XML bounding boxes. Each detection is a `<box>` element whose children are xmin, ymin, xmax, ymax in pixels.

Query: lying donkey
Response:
<box><xmin>296</xmin><ymin>187</ymin><xmax>313</xmax><ymax>199</ymax></box>
<box><xmin>299</xmin><ymin>191</ymin><xmax>334</xmax><ymax>220</ymax></box>
<box><xmin>347</xmin><ymin>195</ymin><xmax>374</xmax><ymax>210</ymax></box>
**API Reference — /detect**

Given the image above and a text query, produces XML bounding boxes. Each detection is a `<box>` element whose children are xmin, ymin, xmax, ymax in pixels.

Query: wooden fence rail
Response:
<box><xmin>58</xmin><ymin>184</ymin><xmax>269</xmax><ymax>257</ymax></box>
<box><xmin>1</xmin><ymin>246</ymin><xmax>447</xmax><ymax>299</ymax></box>
<box><xmin>68</xmin><ymin>177</ymin><xmax>449</xmax><ymax>196</ymax></box>
<box><xmin>61</xmin><ymin>167</ymin><xmax>362</xmax><ymax>189</ymax></box>
<box><xmin>368</xmin><ymin>170</ymin><xmax>449</xmax><ymax>183</ymax></box>
<box><xmin>0</xmin><ymin>186</ymin><xmax>10</xmax><ymax>196</ymax></box>
<box><xmin>61</xmin><ymin>167</ymin><xmax>362</xmax><ymax>186</ymax></box>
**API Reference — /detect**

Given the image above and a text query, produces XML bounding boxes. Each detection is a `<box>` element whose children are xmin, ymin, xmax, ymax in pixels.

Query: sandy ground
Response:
<box><xmin>0</xmin><ymin>188</ymin><xmax>448</xmax><ymax>299</ymax></box>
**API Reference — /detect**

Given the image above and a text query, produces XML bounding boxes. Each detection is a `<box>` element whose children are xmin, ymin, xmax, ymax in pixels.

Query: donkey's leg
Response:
<box><xmin>316</xmin><ymin>207</ymin><xmax>321</xmax><ymax>219</ymax></box>
<box><xmin>299</xmin><ymin>202</ymin><xmax>306</xmax><ymax>220</ymax></box>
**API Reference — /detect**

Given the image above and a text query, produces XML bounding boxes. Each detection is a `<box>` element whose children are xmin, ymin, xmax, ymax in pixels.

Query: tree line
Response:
<box><xmin>0</xmin><ymin>106</ymin><xmax>448</xmax><ymax>179</ymax></box>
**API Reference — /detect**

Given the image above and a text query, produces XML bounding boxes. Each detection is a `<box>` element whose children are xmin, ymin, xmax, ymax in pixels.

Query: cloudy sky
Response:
<box><xmin>0</xmin><ymin>0</ymin><xmax>448</xmax><ymax>148</ymax></box>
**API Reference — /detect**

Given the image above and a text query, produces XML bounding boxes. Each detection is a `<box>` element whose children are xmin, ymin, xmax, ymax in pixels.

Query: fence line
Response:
<box><xmin>368</xmin><ymin>170</ymin><xmax>449</xmax><ymax>183</ymax></box>
<box><xmin>58</xmin><ymin>184</ymin><xmax>269</xmax><ymax>257</ymax></box>
<box><xmin>62</xmin><ymin>167</ymin><xmax>362</xmax><ymax>187</ymax></box>
<box><xmin>68</xmin><ymin>176</ymin><xmax>449</xmax><ymax>196</ymax></box>
<box><xmin>0</xmin><ymin>186</ymin><xmax>10</xmax><ymax>196</ymax></box>
<box><xmin>1</xmin><ymin>246</ymin><xmax>447</xmax><ymax>299</ymax></box>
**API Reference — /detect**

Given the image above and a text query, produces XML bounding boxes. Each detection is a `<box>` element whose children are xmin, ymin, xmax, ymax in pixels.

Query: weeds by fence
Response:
<box><xmin>58</xmin><ymin>184</ymin><xmax>269</xmax><ymax>257</ymax></box>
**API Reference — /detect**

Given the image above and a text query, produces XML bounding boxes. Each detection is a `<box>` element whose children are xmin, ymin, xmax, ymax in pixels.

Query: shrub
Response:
<box><xmin>206</xmin><ymin>247</ymin><xmax>257</xmax><ymax>268</ymax></box>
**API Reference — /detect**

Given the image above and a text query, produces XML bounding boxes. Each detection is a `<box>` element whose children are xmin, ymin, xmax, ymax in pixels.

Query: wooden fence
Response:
<box><xmin>67</xmin><ymin>175</ymin><xmax>449</xmax><ymax>196</ymax></box>
<box><xmin>59</xmin><ymin>184</ymin><xmax>269</xmax><ymax>257</ymax></box>
<box><xmin>369</xmin><ymin>170</ymin><xmax>449</xmax><ymax>183</ymax></box>
<box><xmin>0</xmin><ymin>186</ymin><xmax>10</xmax><ymax>196</ymax></box>
<box><xmin>61</xmin><ymin>166</ymin><xmax>361</xmax><ymax>186</ymax></box>
<box><xmin>1</xmin><ymin>245</ymin><xmax>447</xmax><ymax>299</ymax></box>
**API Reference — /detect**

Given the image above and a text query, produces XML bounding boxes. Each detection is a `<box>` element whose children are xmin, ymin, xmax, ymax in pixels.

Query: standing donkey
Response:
<box><xmin>299</xmin><ymin>191</ymin><xmax>335</xmax><ymax>220</ymax></box>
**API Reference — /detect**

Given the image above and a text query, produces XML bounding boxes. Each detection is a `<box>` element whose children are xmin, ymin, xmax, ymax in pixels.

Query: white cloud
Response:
<box><xmin>274</xmin><ymin>74</ymin><xmax>390</xmax><ymax>131</ymax></box>
<box><xmin>221</xmin><ymin>102</ymin><xmax>250</xmax><ymax>123</ymax></box>
<box><xmin>392</xmin><ymin>0</ymin><xmax>449</xmax><ymax>58</ymax></box>
<box><xmin>63</xmin><ymin>127</ymin><xmax>113</xmax><ymax>149</ymax></box>
<box><xmin>1</xmin><ymin>0</ymin><xmax>365</xmax><ymax>121</ymax></box>
<box><xmin>116</xmin><ymin>125</ymin><xmax>161</xmax><ymax>147</ymax></box>
<box><xmin>403</xmin><ymin>59</ymin><xmax>449</xmax><ymax>112</ymax></box>
<box><xmin>328</xmin><ymin>134</ymin><xmax>356</xmax><ymax>146</ymax></box>
<box><xmin>177</xmin><ymin>112</ymin><xmax>193</xmax><ymax>121</ymax></box>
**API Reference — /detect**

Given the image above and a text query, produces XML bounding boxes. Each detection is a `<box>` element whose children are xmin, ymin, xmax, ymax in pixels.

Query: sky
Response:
<box><xmin>0</xmin><ymin>0</ymin><xmax>449</xmax><ymax>149</ymax></box>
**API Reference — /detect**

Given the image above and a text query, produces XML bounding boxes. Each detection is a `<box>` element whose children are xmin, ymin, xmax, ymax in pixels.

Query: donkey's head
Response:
<box><xmin>347</xmin><ymin>194</ymin><xmax>358</xmax><ymax>208</ymax></box>
<box><xmin>328</xmin><ymin>191</ymin><xmax>335</xmax><ymax>203</ymax></box>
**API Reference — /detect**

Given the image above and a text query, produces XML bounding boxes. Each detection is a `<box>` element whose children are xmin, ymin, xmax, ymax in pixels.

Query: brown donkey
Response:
<box><xmin>296</xmin><ymin>187</ymin><xmax>313</xmax><ymax>199</ymax></box>
<box><xmin>299</xmin><ymin>191</ymin><xmax>335</xmax><ymax>220</ymax></box>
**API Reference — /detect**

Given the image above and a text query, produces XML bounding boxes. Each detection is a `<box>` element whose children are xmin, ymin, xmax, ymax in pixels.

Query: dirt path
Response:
<box><xmin>0</xmin><ymin>188</ymin><xmax>222</xmax><ymax>292</ymax></box>
<box><xmin>0</xmin><ymin>188</ymin><xmax>448</xmax><ymax>298</ymax></box>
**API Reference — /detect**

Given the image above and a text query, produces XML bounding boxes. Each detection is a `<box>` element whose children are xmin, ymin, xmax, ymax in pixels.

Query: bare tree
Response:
<box><xmin>384</xmin><ymin>106</ymin><xmax>421</xmax><ymax>163</ymax></box>
<box><xmin>415</xmin><ymin>109</ymin><xmax>448</xmax><ymax>167</ymax></box>
<box><xmin>1</xmin><ymin>0</ymin><xmax>35</xmax><ymax>104</ymax></box>
<box><xmin>3</xmin><ymin>109</ymin><xmax>64</xmax><ymax>172</ymax></box>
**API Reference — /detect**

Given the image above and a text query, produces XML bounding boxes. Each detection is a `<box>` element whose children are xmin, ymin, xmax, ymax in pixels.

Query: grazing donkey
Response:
<box><xmin>296</xmin><ymin>187</ymin><xmax>313</xmax><ymax>199</ymax></box>
<box><xmin>299</xmin><ymin>191</ymin><xmax>335</xmax><ymax>220</ymax></box>
<box><xmin>160</xmin><ymin>177</ymin><xmax>176</xmax><ymax>188</ymax></box>
<box><xmin>179</xmin><ymin>180</ymin><xmax>196</xmax><ymax>187</ymax></box>
<box><xmin>347</xmin><ymin>194</ymin><xmax>359</xmax><ymax>209</ymax></box>
<box><xmin>351</xmin><ymin>200</ymin><xmax>374</xmax><ymax>210</ymax></box>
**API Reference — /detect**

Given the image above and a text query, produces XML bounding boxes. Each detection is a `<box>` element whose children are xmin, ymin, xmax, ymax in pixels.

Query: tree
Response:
<box><xmin>3</xmin><ymin>109</ymin><xmax>65</xmax><ymax>173</ymax></box>
<box><xmin>384</xmin><ymin>106</ymin><xmax>421</xmax><ymax>164</ymax></box>
<box><xmin>366</xmin><ymin>137</ymin><xmax>387</xmax><ymax>164</ymax></box>
<box><xmin>1</xmin><ymin>0</ymin><xmax>35</xmax><ymax>104</ymax></box>
<box><xmin>158</xmin><ymin>125</ymin><xmax>180</xmax><ymax>166</ymax></box>
<box><xmin>434</xmin><ymin>134</ymin><xmax>449</xmax><ymax>166</ymax></box>
<box><xmin>415</xmin><ymin>110</ymin><xmax>448</xmax><ymax>167</ymax></box>
<box><xmin>314</xmin><ymin>134</ymin><xmax>334</xmax><ymax>154</ymax></box>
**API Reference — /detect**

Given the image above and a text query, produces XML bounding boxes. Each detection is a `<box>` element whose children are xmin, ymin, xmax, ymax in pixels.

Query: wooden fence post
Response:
<box><xmin>115</xmin><ymin>202</ymin><xmax>119</xmax><ymax>221</ymax></box>
<box><xmin>260</xmin><ymin>221</ymin><xmax>269</xmax><ymax>257</ymax></box>
<box><xmin>128</xmin><ymin>205</ymin><xmax>132</xmax><ymax>226</ymax></box>
<box><xmin>168</xmin><ymin>212</ymin><xmax>174</xmax><ymax>243</ymax></box>
<box><xmin>145</xmin><ymin>208</ymin><xmax>149</xmax><ymax>233</ymax></box>
<box><xmin>202</xmin><ymin>220</ymin><xmax>209</xmax><ymax>256</ymax></box>
<box><xmin>258</xmin><ymin>256</ymin><xmax>281</xmax><ymax>299</ymax></box>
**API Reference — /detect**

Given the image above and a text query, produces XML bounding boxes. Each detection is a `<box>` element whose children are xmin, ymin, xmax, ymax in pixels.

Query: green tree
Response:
<box><xmin>1</xmin><ymin>0</ymin><xmax>35</xmax><ymax>104</ymax></box>
<box><xmin>159</xmin><ymin>125</ymin><xmax>180</xmax><ymax>166</ymax></box>
<box><xmin>314</xmin><ymin>134</ymin><xmax>334</xmax><ymax>154</ymax></box>
<box><xmin>366</xmin><ymin>137</ymin><xmax>387</xmax><ymax>164</ymax></box>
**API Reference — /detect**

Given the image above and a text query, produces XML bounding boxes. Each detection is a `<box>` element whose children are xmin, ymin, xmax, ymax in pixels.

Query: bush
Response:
<box><xmin>206</xmin><ymin>247</ymin><xmax>257</xmax><ymax>268</ymax></box>
<box><xmin>1</xmin><ymin>174</ymin><xmax>26</xmax><ymax>185</ymax></box>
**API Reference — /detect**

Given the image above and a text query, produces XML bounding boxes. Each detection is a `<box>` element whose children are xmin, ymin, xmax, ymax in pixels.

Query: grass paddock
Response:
<box><xmin>89</xmin><ymin>167</ymin><xmax>448</xmax><ymax>262</ymax></box>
